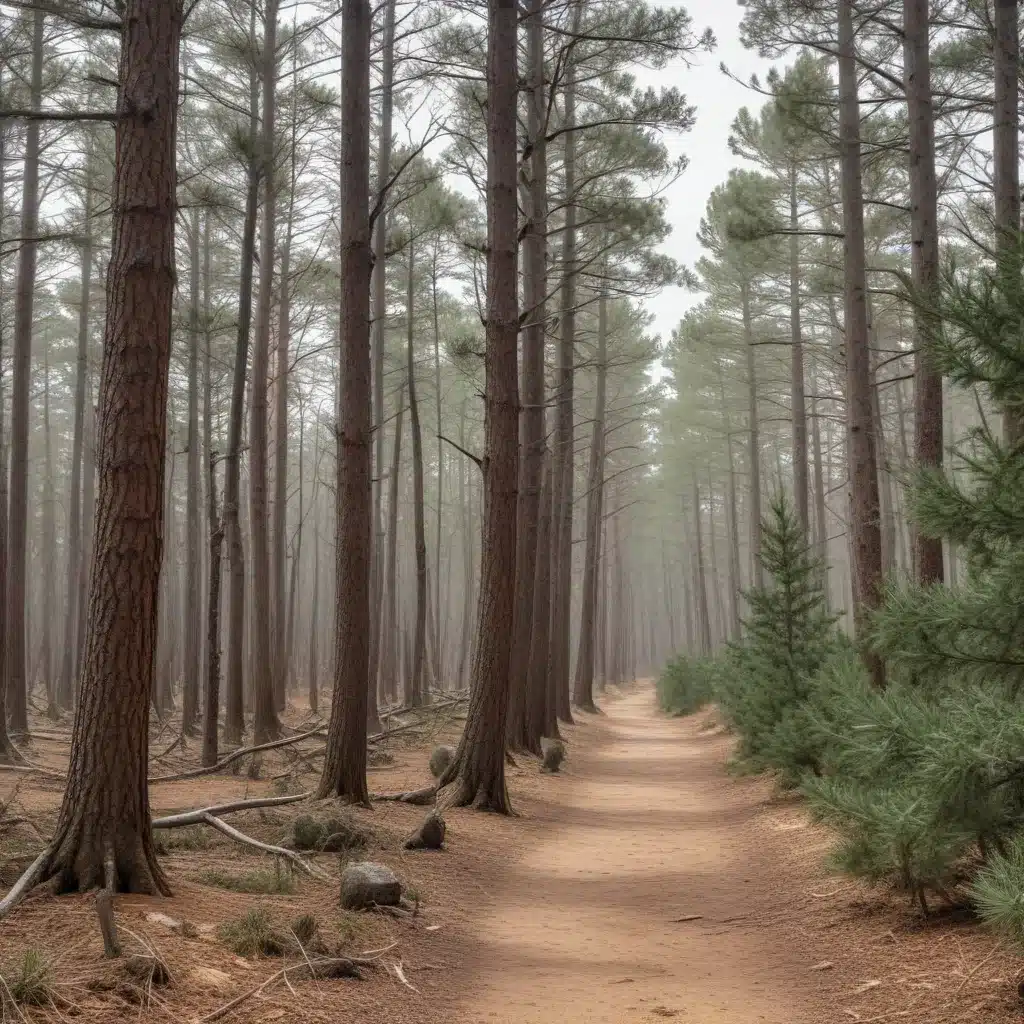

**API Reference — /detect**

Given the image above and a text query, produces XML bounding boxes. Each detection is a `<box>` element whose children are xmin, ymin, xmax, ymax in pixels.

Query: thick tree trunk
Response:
<box><xmin>572</xmin><ymin>280</ymin><xmax>607</xmax><ymax>712</ymax></box>
<box><xmin>184</xmin><ymin>208</ymin><xmax>202</xmax><ymax>735</ymax></box>
<box><xmin>249</xmin><ymin>0</ymin><xmax>281</xmax><ymax>743</ymax></box>
<box><xmin>224</xmin><ymin>31</ymin><xmax>260</xmax><ymax>745</ymax></box>
<box><xmin>406</xmin><ymin>236</ymin><xmax>428</xmax><ymax>707</ymax></box>
<box><xmin>509</xmin><ymin>0</ymin><xmax>548</xmax><ymax>745</ymax></box>
<box><xmin>838</xmin><ymin>0</ymin><xmax>885</xmax><ymax>686</ymax></box>
<box><xmin>317</xmin><ymin>0</ymin><xmax>373</xmax><ymax>804</ymax></box>
<box><xmin>368</xmin><ymin>0</ymin><xmax>396</xmax><ymax>727</ymax></box>
<box><xmin>8</xmin><ymin>7</ymin><xmax>44</xmax><ymax>734</ymax></box>
<box><xmin>439</xmin><ymin>0</ymin><xmax>519</xmax><ymax>812</ymax></box>
<box><xmin>40</xmin><ymin>0</ymin><xmax>181</xmax><ymax>894</ymax></box>
<box><xmin>742</xmin><ymin>283</ymin><xmax>762</xmax><ymax>590</ymax></box>
<box><xmin>788</xmin><ymin>167</ymin><xmax>809</xmax><ymax>533</ymax></box>
<box><xmin>904</xmin><ymin>0</ymin><xmax>943</xmax><ymax>582</ymax></box>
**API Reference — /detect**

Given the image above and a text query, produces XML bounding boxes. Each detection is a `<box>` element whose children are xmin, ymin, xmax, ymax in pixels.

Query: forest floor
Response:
<box><xmin>1</xmin><ymin>683</ymin><xmax>1022</xmax><ymax>1023</ymax></box>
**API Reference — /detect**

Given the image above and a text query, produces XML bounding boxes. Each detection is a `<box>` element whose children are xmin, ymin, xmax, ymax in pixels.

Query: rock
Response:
<box><xmin>429</xmin><ymin>744</ymin><xmax>456</xmax><ymax>779</ymax></box>
<box><xmin>293</xmin><ymin>813</ymin><xmax>368</xmax><ymax>852</ymax></box>
<box><xmin>340</xmin><ymin>862</ymin><xmax>402</xmax><ymax>910</ymax></box>
<box><xmin>404</xmin><ymin>811</ymin><xmax>446</xmax><ymax>851</ymax></box>
<box><xmin>541</xmin><ymin>737</ymin><xmax>565</xmax><ymax>773</ymax></box>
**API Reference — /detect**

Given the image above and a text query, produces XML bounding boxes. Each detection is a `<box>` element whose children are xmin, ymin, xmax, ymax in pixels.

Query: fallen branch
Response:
<box><xmin>0</xmin><ymin>848</ymin><xmax>49</xmax><ymax>921</ymax></box>
<box><xmin>196</xmin><ymin>813</ymin><xmax>327</xmax><ymax>879</ymax></box>
<box><xmin>372</xmin><ymin>785</ymin><xmax>437</xmax><ymax>806</ymax></box>
<box><xmin>151</xmin><ymin>792</ymin><xmax>311</xmax><ymax>827</ymax></box>
<box><xmin>196</xmin><ymin>953</ymin><xmax>385</xmax><ymax>1023</ymax></box>
<box><xmin>149</xmin><ymin>729</ymin><xmax>327</xmax><ymax>784</ymax></box>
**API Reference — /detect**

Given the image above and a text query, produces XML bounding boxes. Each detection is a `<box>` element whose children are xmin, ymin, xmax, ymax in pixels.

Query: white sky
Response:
<box><xmin>639</xmin><ymin>0</ymin><xmax>773</xmax><ymax>346</ymax></box>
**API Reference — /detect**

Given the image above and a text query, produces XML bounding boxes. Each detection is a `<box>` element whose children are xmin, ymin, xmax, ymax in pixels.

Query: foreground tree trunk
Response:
<box><xmin>317</xmin><ymin>0</ymin><xmax>373</xmax><ymax>805</ymax></box>
<box><xmin>508</xmin><ymin>0</ymin><xmax>547</xmax><ymax>747</ymax></box>
<box><xmin>838</xmin><ymin>0</ymin><xmax>884</xmax><ymax>686</ymax></box>
<box><xmin>904</xmin><ymin>0</ymin><xmax>943</xmax><ymax>584</ymax></box>
<box><xmin>438</xmin><ymin>0</ymin><xmax>519</xmax><ymax>812</ymax></box>
<box><xmin>39</xmin><ymin>0</ymin><xmax>181</xmax><ymax>894</ymax></box>
<box><xmin>8</xmin><ymin>7</ymin><xmax>44</xmax><ymax>734</ymax></box>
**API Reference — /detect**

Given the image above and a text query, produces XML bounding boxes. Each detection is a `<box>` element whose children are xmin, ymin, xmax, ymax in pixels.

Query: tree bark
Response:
<box><xmin>406</xmin><ymin>235</ymin><xmax>427</xmax><ymax>707</ymax></box>
<box><xmin>904</xmin><ymin>0</ymin><xmax>943</xmax><ymax>583</ymax></box>
<box><xmin>993</xmin><ymin>0</ymin><xmax>1020</xmax><ymax>443</ymax></box>
<box><xmin>788</xmin><ymin>166</ymin><xmax>809</xmax><ymax>533</ymax></box>
<box><xmin>223</xmin><ymin>17</ymin><xmax>260</xmax><ymax>744</ymax></box>
<box><xmin>249</xmin><ymin>0</ymin><xmax>281</xmax><ymax>743</ymax></box>
<box><xmin>742</xmin><ymin>282</ymin><xmax>763</xmax><ymax>590</ymax></box>
<box><xmin>509</xmin><ymin>0</ymin><xmax>548</xmax><ymax>745</ymax></box>
<box><xmin>202</xmin><ymin>449</ymin><xmax>225</xmax><ymax>767</ymax></box>
<box><xmin>8</xmin><ymin>6</ymin><xmax>44</xmax><ymax>734</ymax></box>
<box><xmin>528</xmin><ymin>453</ymin><xmax>558</xmax><ymax>741</ymax></box>
<box><xmin>183</xmin><ymin>208</ymin><xmax>202</xmax><ymax>735</ymax></box>
<box><xmin>317</xmin><ymin>0</ymin><xmax>373</xmax><ymax>804</ymax></box>
<box><xmin>838</xmin><ymin>0</ymin><xmax>885</xmax><ymax>686</ymax></box>
<box><xmin>572</xmin><ymin>279</ymin><xmax>607</xmax><ymax>712</ymax></box>
<box><xmin>381</xmin><ymin>387</ymin><xmax>405</xmax><ymax>701</ymax></box>
<box><xmin>40</xmin><ymin>0</ymin><xmax>181</xmax><ymax>894</ymax></box>
<box><xmin>41</xmin><ymin>348</ymin><xmax>56</xmax><ymax>717</ymax></box>
<box><xmin>438</xmin><ymin>0</ymin><xmax>519</xmax><ymax>812</ymax></box>
<box><xmin>368</xmin><ymin>0</ymin><xmax>396</xmax><ymax>727</ymax></box>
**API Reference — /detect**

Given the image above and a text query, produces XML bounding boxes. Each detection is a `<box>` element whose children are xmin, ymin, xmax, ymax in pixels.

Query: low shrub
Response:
<box><xmin>199</xmin><ymin>865</ymin><xmax>296</xmax><ymax>894</ymax></box>
<box><xmin>656</xmin><ymin>654</ymin><xmax>721</xmax><ymax>716</ymax></box>
<box><xmin>218</xmin><ymin>907</ymin><xmax>288</xmax><ymax>957</ymax></box>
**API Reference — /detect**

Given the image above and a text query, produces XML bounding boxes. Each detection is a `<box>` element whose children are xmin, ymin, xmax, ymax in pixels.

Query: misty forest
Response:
<box><xmin>1</xmin><ymin>0</ymin><xmax>1024</xmax><ymax>1020</ymax></box>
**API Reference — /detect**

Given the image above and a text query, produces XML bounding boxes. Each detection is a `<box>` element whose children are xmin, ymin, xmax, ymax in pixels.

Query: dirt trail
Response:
<box><xmin>452</xmin><ymin>685</ymin><xmax>824</xmax><ymax>1024</ymax></box>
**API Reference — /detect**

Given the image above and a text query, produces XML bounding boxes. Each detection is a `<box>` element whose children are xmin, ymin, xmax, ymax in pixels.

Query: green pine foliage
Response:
<box><xmin>656</xmin><ymin>654</ymin><xmax>721</xmax><ymax>715</ymax></box>
<box><xmin>715</xmin><ymin>492</ymin><xmax>843</xmax><ymax>783</ymax></box>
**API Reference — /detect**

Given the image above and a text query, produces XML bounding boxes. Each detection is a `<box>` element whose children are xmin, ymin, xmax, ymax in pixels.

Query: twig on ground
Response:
<box><xmin>149</xmin><ymin>729</ymin><xmax>327</xmax><ymax>783</ymax></box>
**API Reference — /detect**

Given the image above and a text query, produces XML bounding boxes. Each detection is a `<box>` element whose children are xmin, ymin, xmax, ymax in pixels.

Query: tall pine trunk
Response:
<box><xmin>788</xmin><ymin>166</ymin><xmax>809</xmax><ymax>532</ymax></box>
<box><xmin>742</xmin><ymin>282</ymin><xmax>762</xmax><ymax>589</ymax></box>
<box><xmin>184</xmin><ymin>208</ymin><xmax>202</xmax><ymax>734</ymax></box>
<box><xmin>904</xmin><ymin>0</ymin><xmax>943</xmax><ymax>583</ymax></box>
<box><xmin>438</xmin><ymin>0</ymin><xmax>519</xmax><ymax>812</ymax></box>
<box><xmin>839</xmin><ymin>0</ymin><xmax>885</xmax><ymax>686</ymax></box>
<box><xmin>40</xmin><ymin>0</ymin><xmax>182</xmax><ymax>894</ymax></box>
<box><xmin>317</xmin><ymin>0</ymin><xmax>373</xmax><ymax>804</ymax></box>
<box><xmin>8</xmin><ymin>7</ymin><xmax>44</xmax><ymax>734</ymax></box>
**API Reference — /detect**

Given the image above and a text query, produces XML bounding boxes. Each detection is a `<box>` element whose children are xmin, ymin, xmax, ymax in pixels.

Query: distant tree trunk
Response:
<box><xmin>839</xmin><ymin>0</ymin><xmax>885</xmax><ymax>686</ymax></box>
<box><xmin>528</xmin><ymin>454</ymin><xmax>556</xmax><ymax>742</ymax></box>
<box><xmin>438</xmin><ymin>0</ymin><xmax>519</xmax><ymax>812</ymax></box>
<box><xmin>308</xmin><ymin>497</ymin><xmax>320</xmax><ymax>714</ymax></box>
<box><xmin>41</xmin><ymin>349</ymin><xmax>56</xmax><ymax>717</ymax></box>
<box><xmin>0</xmin><ymin>369</ymin><xmax>9</xmax><ymax>760</ymax></box>
<box><xmin>368</xmin><ymin>0</ymin><xmax>396</xmax><ymax>728</ymax></box>
<box><xmin>810</xmin><ymin>353</ymin><xmax>829</xmax><ymax>598</ymax></box>
<box><xmin>549</xmin><ymin>2</ymin><xmax>580</xmax><ymax>724</ymax></box>
<box><xmin>59</xmin><ymin>155</ymin><xmax>93</xmax><ymax>710</ymax></box>
<box><xmin>572</xmin><ymin>278</ymin><xmax>607</xmax><ymax>712</ymax></box>
<box><xmin>904</xmin><ymin>0</ymin><xmax>943</xmax><ymax>583</ymax></box>
<box><xmin>455</xmin><ymin>399</ymin><xmax>475</xmax><ymax>690</ymax></box>
<box><xmin>249</xmin><ymin>0</ymin><xmax>281</xmax><ymax>743</ymax></box>
<box><xmin>788</xmin><ymin>166</ymin><xmax>809</xmax><ymax>532</ymax></box>
<box><xmin>406</xmin><ymin>236</ymin><xmax>427</xmax><ymax>707</ymax></box>
<box><xmin>285</xmin><ymin>414</ymin><xmax>303</xmax><ymax>695</ymax></box>
<box><xmin>202</xmin><ymin>449</ymin><xmax>224</xmax><ymax>767</ymax></box>
<box><xmin>431</xmin><ymin>244</ymin><xmax>445</xmax><ymax>686</ymax></box>
<box><xmin>183</xmin><ymin>208</ymin><xmax>202</xmax><ymax>735</ymax></box>
<box><xmin>509</xmin><ymin>0</ymin><xmax>548</xmax><ymax>746</ymax></box>
<box><xmin>993</xmin><ymin>0</ymin><xmax>1020</xmax><ymax>442</ymax></box>
<box><xmin>224</xmin><ymin>23</ymin><xmax>260</xmax><ymax>746</ymax></box>
<box><xmin>7</xmin><ymin>7</ymin><xmax>44</xmax><ymax>734</ymax></box>
<box><xmin>381</xmin><ymin>388</ymin><xmax>404</xmax><ymax>701</ymax></box>
<box><xmin>692</xmin><ymin>475</ymin><xmax>712</xmax><ymax>655</ymax></box>
<box><xmin>77</xmin><ymin>398</ymin><xmax>96</xmax><ymax>693</ymax></box>
<box><xmin>40</xmin><ymin>0</ymin><xmax>181</xmax><ymax>894</ymax></box>
<box><xmin>317</xmin><ymin>0</ymin><xmax>373</xmax><ymax>804</ymax></box>
<box><xmin>742</xmin><ymin>282</ymin><xmax>762</xmax><ymax>590</ymax></box>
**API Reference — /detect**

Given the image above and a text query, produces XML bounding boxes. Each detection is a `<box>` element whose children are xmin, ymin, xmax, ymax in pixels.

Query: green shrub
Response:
<box><xmin>3</xmin><ymin>950</ymin><xmax>55</xmax><ymax>1007</ymax></box>
<box><xmin>218</xmin><ymin>907</ymin><xmax>288</xmax><ymax>957</ymax></box>
<box><xmin>970</xmin><ymin>835</ymin><xmax>1024</xmax><ymax>944</ymax></box>
<box><xmin>656</xmin><ymin>654</ymin><xmax>721</xmax><ymax>716</ymax></box>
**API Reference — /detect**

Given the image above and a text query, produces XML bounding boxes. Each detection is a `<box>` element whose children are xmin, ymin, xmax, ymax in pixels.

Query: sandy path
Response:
<box><xmin>452</xmin><ymin>686</ymin><xmax>823</xmax><ymax>1024</ymax></box>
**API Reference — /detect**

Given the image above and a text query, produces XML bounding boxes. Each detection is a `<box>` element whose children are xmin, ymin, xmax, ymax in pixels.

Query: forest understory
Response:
<box><xmin>1</xmin><ymin>683</ymin><xmax>1020</xmax><ymax>1024</ymax></box>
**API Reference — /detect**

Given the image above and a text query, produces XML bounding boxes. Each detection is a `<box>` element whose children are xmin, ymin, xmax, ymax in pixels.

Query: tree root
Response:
<box><xmin>0</xmin><ymin>848</ymin><xmax>49</xmax><ymax>921</ymax></box>
<box><xmin>372</xmin><ymin>785</ymin><xmax>437</xmax><ymax>806</ymax></box>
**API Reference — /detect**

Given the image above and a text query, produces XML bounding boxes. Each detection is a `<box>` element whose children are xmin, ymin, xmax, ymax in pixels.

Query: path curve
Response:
<box><xmin>452</xmin><ymin>686</ymin><xmax>824</xmax><ymax>1023</ymax></box>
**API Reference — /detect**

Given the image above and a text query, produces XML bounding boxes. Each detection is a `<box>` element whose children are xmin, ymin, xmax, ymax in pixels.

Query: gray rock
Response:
<box><xmin>429</xmin><ymin>744</ymin><xmax>456</xmax><ymax>779</ymax></box>
<box><xmin>340</xmin><ymin>862</ymin><xmax>402</xmax><ymax>910</ymax></box>
<box><xmin>541</xmin><ymin>737</ymin><xmax>565</xmax><ymax>773</ymax></box>
<box><xmin>404</xmin><ymin>811</ymin><xmax>446</xmax><ymax>851</ymax></box>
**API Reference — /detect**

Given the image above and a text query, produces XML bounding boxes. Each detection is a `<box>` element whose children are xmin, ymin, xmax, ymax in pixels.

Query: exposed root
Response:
<box><xmin>372</xmin><ymin>785</ymin><xmax>437</xmax><ymax>806</ymax></box>
<box><xmin>0</xmin><ymin>849</ymin><xmax>49</xmax><ymax>922</ymax></box>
